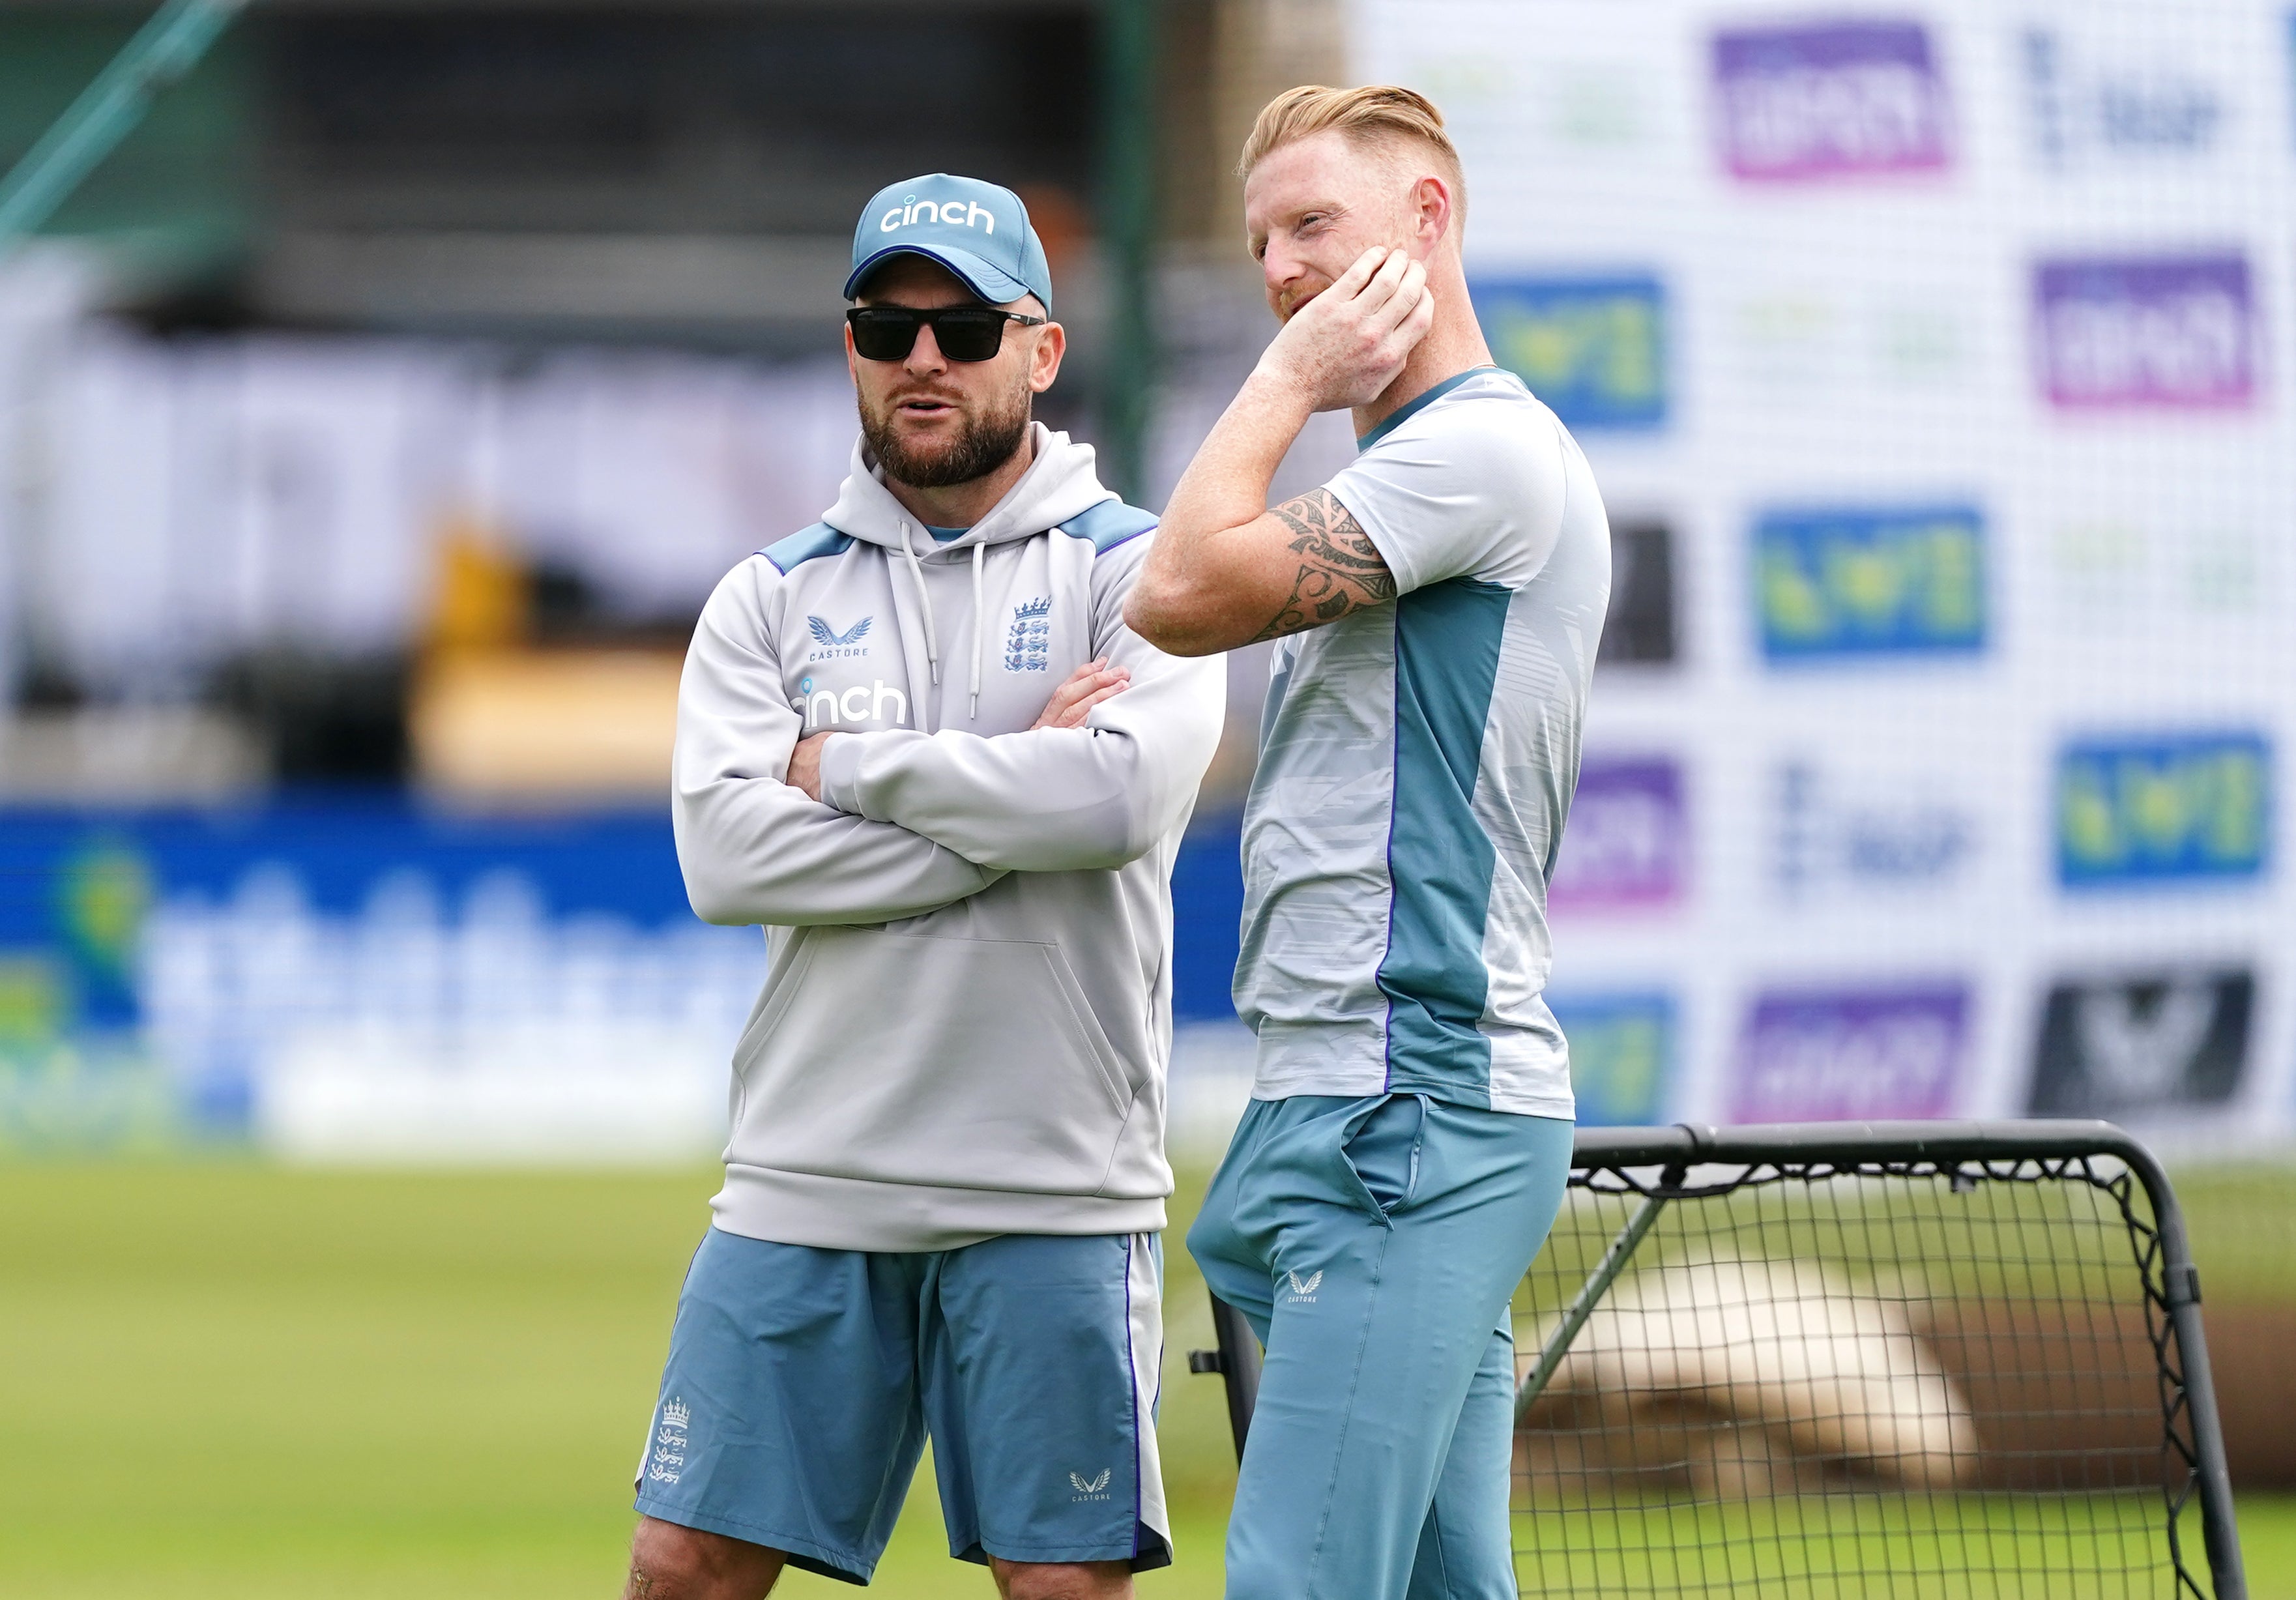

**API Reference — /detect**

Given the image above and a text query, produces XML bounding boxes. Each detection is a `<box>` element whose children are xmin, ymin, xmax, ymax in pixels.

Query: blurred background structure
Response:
<box><xmin>0</xmin><ymin>0</ymin><xmax>1356</xmax><ymax>1160</ymax></box>
<box><xmin>5</xmin><ymin>1</ymin><xmax>2296</xmax><ymax>1595</ymax></box>
<box><xmin>5</xmin><ymin>0</ymin><xmax>2291</xmax><ymax>1165</ymax></box>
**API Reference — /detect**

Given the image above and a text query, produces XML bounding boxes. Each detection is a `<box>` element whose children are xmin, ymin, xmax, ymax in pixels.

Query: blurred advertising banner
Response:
<box><xmin>0</xmin><ymin>802</ymin><xmax>1255</xmax><ymax>1161</ymax></box>
<box><xmin>1352</xmin><ymin>0</ymin><xmax>2296</xmax><ymax>1152</ymax></box>
<box><xmin>0</xmin><ymin>803</ymin><xmax>759</xmax><ymax>1159</ymax></box>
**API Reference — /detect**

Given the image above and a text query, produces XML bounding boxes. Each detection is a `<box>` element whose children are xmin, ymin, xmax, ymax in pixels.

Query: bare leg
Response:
<box><xmin>624</xmin><ymin>1516</ymin><xmax>787</xmax><ymax>1600</ymax></box>
<box><xmin>988</xmin><ymin>1556</ymin><xmax>1133</xmax><ymax>1600</ymax></box>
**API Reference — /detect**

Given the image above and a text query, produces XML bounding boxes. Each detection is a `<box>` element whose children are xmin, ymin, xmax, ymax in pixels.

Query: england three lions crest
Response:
<box><xmin>1006</xmin><ymin>596</ymin><xmax>1051</xmax><ymax>673</ymax></box>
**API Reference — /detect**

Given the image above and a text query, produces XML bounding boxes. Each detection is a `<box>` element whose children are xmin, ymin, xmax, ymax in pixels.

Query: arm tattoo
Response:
<box><xmin>1247</xmin><ymin>489</ymin><xmax>1398</xmax><ymax>645</ymax></box>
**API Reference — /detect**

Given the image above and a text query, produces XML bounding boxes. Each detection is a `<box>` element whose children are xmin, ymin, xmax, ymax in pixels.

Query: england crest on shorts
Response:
<box><xmin>649</xmin><ymin>1396</ymin><xmax>691</xmax><ymax>1485</ymax></box>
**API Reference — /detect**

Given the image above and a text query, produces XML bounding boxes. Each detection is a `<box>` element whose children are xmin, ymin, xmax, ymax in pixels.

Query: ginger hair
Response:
<box><xmin>1238</xmin><ymin>84</ymin><xmax>1466</xmax><ymax>225</ymax></box>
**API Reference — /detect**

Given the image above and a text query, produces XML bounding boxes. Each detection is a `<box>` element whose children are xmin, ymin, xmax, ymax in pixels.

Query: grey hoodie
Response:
<box><xmin>674</xmin><ymin>424</ymin><xmax>1227</xmax><ymax>1251</ymax></box>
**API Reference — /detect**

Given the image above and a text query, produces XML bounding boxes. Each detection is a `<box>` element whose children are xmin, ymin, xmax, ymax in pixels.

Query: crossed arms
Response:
<box><xmin>674</xmin><ymin>558</ymin><xmax>1223</xmax><ymax>928</ymax></box>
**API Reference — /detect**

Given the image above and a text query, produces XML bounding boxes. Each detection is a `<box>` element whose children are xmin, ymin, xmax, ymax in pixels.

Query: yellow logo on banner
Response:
<box><xmin>1758</xmin><ymin>510</ymin><xmax>1984</xmax><ymax>657</ymax></box>
<box><xmin>2057</xmin><ymin>738</ymin><xmax>2268</xmax><ymax>883</ymax></box>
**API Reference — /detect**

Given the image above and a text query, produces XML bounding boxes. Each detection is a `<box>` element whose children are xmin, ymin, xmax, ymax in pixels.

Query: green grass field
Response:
<box><xmin>1</xmin><ymin>1159</ymin><xmax>2291</xmax><ymax>1597</ymax></box>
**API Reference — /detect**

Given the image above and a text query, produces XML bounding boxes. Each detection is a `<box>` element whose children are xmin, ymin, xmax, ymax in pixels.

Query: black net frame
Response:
<box><xmin>1198</xmin><ymin>1119</ymin><xmax>2244</xmax><ymax>1600</ymax></box>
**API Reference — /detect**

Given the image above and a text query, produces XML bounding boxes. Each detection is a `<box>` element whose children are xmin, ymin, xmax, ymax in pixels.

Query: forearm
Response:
<box><xmin>819</xmin><ymin>652</ymin><xmax>1225</xmax><ymax>871</ymax></box>
<box><xmin>822</xmin><ymin>727</ymin><xmax>1155</xmax><ymax>872</ymax></box>
<box><xmin>1127</xmin><ymin>370</ymin><xmax>1314</xmax><ymax>654</ymax></box>
<box><xmin>675</xmin><ymin>779</ymin><xmax>1000</xmax><ymax>926</ymax></box>
<box><xmin>671</xmin><ymin>562</ymin><xmax>1000</xmax><ymax>926</ymax></box>
<box><xmin>1161</xmin><ymin>368</ymin><xmax>1314</xmax><ymax>551</ymax></box>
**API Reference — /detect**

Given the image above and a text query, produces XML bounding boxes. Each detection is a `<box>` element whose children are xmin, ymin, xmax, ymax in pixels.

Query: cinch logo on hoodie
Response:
<box><xmin>795</xmin><ymin>674</ymin><xmax>908</xmax><ymax>729</ymax></box>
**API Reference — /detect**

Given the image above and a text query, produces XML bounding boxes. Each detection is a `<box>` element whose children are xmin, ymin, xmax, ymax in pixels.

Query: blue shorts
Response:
<box><xmin>633</xmin><ymin>1225</ymin><xmax>1170</xmax><ymax>1584</ymax></box>
<box><xmin>1188</xmin><ymin>1093</ymin><xmax>1573</xmax><ymax>1600</ymax></box>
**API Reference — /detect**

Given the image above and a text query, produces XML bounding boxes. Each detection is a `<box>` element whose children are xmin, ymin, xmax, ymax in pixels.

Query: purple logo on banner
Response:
<box><xmin>1711</xmin><ymin>20</ymin><xmax>1951</xmax><ymax>181</ymax></box>
<box><xmin>1550</xmin><ymin>758</ymin><xmax>1687</xmax><ymax>912</ymax></box>
<box><xmin>2033</xmin><ymin>255</ymin><xmax>2258</xmax><ymax>409</ymax></box>
<box><xmin>1730</xmin><ymin>984</ymin><xmax>1969</xmax><ymax>1121</ymax></box>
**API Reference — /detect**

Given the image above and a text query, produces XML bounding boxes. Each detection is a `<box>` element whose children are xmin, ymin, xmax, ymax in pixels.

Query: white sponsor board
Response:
<box><xmin>1351</xmin><ymin>0</ymin><xmax>2296</xmax><ymax>1148</ymax></box>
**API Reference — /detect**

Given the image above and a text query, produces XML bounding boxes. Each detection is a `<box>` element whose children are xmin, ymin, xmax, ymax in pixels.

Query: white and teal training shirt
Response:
<box><xmin>1234</xmin><ymin>368</ymin><xmax>1611</xmax><ymax>1116</ymax></box>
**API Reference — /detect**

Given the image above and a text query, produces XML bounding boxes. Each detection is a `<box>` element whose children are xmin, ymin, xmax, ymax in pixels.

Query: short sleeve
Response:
<box><xmin>1321</xmin><ymin>390</ymin><xmax>1569</xmax><ymax>596</ymax></box>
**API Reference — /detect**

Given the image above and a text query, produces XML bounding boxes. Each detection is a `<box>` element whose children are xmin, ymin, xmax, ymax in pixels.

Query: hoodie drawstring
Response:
<box><xmin>968</xmin><ymin>543</ymin><xmax>986</xmax><ymax>721</ymax></box>
<box><xmin>897</xmin><ymin>521</ymin><xmax>940</xmax><ymax>687</ymax></box>
<box><xmin>897</xmin><ymin>521</ymin><xmax>991</xmax><ymax>720</ymax></box>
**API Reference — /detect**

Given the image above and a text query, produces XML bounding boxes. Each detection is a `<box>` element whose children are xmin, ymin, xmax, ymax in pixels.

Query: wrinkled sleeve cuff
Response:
<box><xmin>817</xmin><ymin>733</ymin><xmax>866</xmax><ymax>816</ymax></box>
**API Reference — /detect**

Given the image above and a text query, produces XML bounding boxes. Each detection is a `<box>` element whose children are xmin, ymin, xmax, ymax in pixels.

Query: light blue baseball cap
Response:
<box><xmin>845</xmin><ymin>173</ymin><xmax>1054</xmax><ymax>312</ymax></box>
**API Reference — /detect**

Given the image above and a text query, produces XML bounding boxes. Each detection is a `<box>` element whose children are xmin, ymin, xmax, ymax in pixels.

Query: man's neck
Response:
<box><xmin>882</xmin><ymin>428</ymin><xmax>1036</xmax><ymax>530</ymax></box>
<box><xmin>1350</xmin><ymin>263</ymin><xmax>1495</xmax><ymax>443</ymax></box>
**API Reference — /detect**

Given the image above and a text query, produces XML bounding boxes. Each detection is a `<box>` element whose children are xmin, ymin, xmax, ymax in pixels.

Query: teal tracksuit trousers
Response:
<box><xmin>1187</xmin><ymin>1092</ymin><xmax>1573</xmax><ymax>1600</ymax></box>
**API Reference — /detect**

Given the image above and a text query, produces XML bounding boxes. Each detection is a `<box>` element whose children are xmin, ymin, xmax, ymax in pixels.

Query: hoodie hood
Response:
<box><xmin>819</xmin><ymin>422</ymin><xmax>1119</xmax><ymax>718</ymax></box>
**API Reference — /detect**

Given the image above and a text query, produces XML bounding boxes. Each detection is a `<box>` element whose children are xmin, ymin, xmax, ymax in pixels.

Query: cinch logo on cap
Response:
<box><xmin>846</xmin><ymin>172</ymin><xmax>1055</xmax><ymax>312</ymax></box>
<box><xmin>881</xmin><ymin>195</ymin><xmax>1000</xmax><ymax>235</ymax></box>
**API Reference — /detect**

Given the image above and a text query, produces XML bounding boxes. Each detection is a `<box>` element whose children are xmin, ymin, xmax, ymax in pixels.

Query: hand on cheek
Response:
<box><xmin>1259</xmin><ymin>246</ymin><xmax>1434</xmax><ymax>413</ymax></box>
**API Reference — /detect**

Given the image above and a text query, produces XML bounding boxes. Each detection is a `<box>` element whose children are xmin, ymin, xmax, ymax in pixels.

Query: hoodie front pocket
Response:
<box><xmin>727</xmin><ymin>928</ymin><xmax>1137</xmax><ymax>1197</ymax></box>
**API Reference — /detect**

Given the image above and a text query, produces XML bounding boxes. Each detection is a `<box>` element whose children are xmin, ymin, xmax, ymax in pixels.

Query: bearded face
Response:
<box><xmin>858</xmin><ymin>361</ymin><xmax>1034</xmax><ymax>489</ymax></box>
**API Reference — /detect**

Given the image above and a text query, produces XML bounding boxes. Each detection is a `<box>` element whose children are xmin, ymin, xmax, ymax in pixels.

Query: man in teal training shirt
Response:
<box><xmin>1129</xmin><ymin>85</ymin><xmax>1612</xmax><ymax>1599</ymax></box>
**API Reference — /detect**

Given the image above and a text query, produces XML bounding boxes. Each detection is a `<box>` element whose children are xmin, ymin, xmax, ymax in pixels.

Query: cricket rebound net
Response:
<box><xmin>1199</xmin><ymin>1120</ymin><xmax>2245</xmax><ymax>1599</ymax></box>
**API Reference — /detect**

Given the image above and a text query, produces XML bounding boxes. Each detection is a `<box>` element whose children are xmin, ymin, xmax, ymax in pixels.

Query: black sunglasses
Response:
<box><xmin>847</xmin><ymin>305</ymin><xmax>1045</xmax><ymax>363</ymax></box>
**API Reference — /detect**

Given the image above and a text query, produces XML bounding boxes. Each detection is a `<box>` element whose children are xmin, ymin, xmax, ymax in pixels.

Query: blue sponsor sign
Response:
<box><xmin>2056</xmin><ymin>734</ymin><xmax>2271</xmax><ymax>887</ymax></box>
<box><xmin>1754</xmin><ymin>504</ymin><xmax>1986</xmax><ymax>661</ymax></box>
<box><xmin>2022</xmin><ymin>29</ymin><xmax>2224</xmax><ymax>167</ymax></box>
<box><xmin>0</xmin><ymin>800</ymin><xmax>1264</xmax><ymax>1150</ymax></box>
<box><xmin>1472</xmin><ymin>276</ymin><xmax>1668</xmax><ymax>429</ymax></box>
<box><xmin>1550</xmin><ymin>993</ymin><xmax>1674</xmax><ymax>1125</ymax></box>
<box><xmin>0</xmin><ymin>800</ymin><xmax>744</xmax><ymax>1142</ymax></box>
<box><xmin>1170</xmin><ymin>811</ymin><xmax>1247</xmax><ymax>1022</ymax></box>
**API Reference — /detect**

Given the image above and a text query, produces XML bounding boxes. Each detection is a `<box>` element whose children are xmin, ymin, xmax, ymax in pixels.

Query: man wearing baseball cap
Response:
<box><xmin>622</xmin><ymin>175</ymin><xmax>1225</xmax><ymax>1599</ymax></box>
